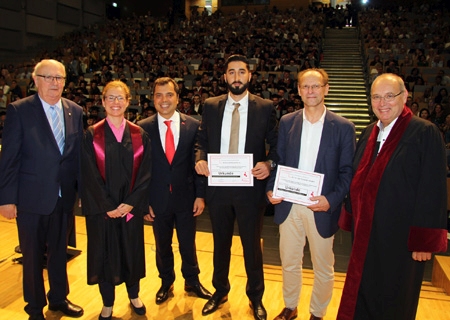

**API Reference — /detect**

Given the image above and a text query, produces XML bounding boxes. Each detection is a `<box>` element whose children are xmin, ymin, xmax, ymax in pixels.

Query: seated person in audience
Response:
<box><xmin>434</xmin><ymin>88</ymin><xmax>449</xmax><ymax>105</ymax></box>
<box><xmin>272</xmin><ymin>58</ymin><xmax>284</xmax><ymax>72</ymax></box>
<box><xmin>442</xmin><ymin>114</ymin><xmax>450</xmax><ymax>149</ymax></box>
<box><xmin>401</xmin><ymin>55</ymin><xmax>414</xmax><ymax>67</ymax></box>
<box><xmin>255</xmin><ymin>59</ymin><xmax>270</xmax><ymax>72</ymax></box>
<box><xmin>416</xmin><ymin>55</ymin><xmax>429</xmax><ymax>67</ymax></box>
<box><xmin>9</xmin><ymin>80</ymin><xmax>24</xmax><ymax>99</ymax></box>
<box><xmin>179</xmin><ymin>98</ymin><xmax>197</xmax><ymax>115</ymax></box>
<box><xmin>410</xmin><ymin>102</ymin><xmax>420</xmax><ymax>116</ymax></box>
<box><xmin>431</xmin><ymin>103</ymin><xmax>446</xmax><ymax>129</ymax></box>
<box><xmin>431</xmin><ymin>55</ymin><xmax>444</xmax><ymax>68</ymax></box>
<box><xmin>438</xmin><ymin>69</ymin><xmax>450</xmax><ymax>85</ymax></box>
<box><xmin>419</xmin><ymin>108</ymin><xmax>431</xmax><ymax>121</ymax></box>
<box><xmin>370</xmin><ymin>54</ymin><xmax>382</xmax><ymax>66</ymax></box>
<box><xmin>0</xmin><ymin>89</ymin><xmax>7</xmax><ymax>109</ymax></box>
<box><xmin>405</xmin><ymin>68</ymin><xmax>421</xmax><ymax>84</ymax></box>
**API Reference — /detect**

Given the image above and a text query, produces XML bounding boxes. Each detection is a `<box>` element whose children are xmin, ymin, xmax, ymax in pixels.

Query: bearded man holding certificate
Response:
<box><xmin>266</xmin><ymin>69</ymin><xmax>355</xmax><ymax>320</ymax></box>
<box><xmin>195</xmin><ymin>55</ymin><xmax>278</xmax><ymax>320</ymax></box>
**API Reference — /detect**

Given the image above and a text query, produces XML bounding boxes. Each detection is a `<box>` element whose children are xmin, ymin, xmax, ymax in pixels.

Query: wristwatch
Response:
<box><xmin>267</xmin><ymin>159</ymin><xmax>277</xmax><ymax>171</ymax></box>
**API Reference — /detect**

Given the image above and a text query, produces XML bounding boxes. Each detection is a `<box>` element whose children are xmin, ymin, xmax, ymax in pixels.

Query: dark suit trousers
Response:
<box><xmin>16</xmin><ymin>198</ymin><xmax>69</xmax><ymax>316</ymax></box>
<box><xmin>208</xmin><ymin>187</ymin><xmax>265</xmax><ymax>302</ymax></box>
<box><xmin>152</xmin><ymin>202</ymin><xmax>200</xmax><ymax>287</ymax></box>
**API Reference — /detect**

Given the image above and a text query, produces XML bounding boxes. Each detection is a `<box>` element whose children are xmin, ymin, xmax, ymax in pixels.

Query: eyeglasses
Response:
<box><xmin>36</xmin><ymin>75</ymin><xmax>66</xmax><ymax>83</ymax></box>
<box><xmin>106</xmin><ymin>95</ymin><xmax>126</xmax><ymax>102</ymax></box>
<box><xmin>371</xmin><ymin>91</ymin><xmax>403</xmax><ymax>102</ymax></box>
<box><xmin>299</xmin><ymin>84</ymin><xmax>326</xmax><ymax>91</ymax></box>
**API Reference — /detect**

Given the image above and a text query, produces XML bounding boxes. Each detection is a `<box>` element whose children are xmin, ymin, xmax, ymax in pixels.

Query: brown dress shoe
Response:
<box><xmin>309</xmin><ymin>314</ymin><xmax>323</xmax><ymax>320</ymax></box>
<box><xmin>274</xmin><ymin>307</ymin><xmax>298</xmax><ymax>320</ymax></box>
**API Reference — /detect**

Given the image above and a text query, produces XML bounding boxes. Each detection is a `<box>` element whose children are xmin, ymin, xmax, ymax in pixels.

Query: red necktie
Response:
<box><xmin>164</xmin><ymin>120</ymin><xmax>175</xmax><ymax>164</ymax></box>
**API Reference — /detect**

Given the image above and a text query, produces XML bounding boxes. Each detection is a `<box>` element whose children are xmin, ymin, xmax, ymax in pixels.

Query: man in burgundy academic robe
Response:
<box><xmin>338</xmin><ymin>73</ymin><xmax>448</xmax><ymax>320</ymax></box>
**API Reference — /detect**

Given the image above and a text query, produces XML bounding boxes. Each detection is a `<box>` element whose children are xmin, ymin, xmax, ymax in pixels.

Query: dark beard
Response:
<box><xmin>227</xmin><ymin>81</ymin><xmax>249</xmax><ymax>95</ymax></box>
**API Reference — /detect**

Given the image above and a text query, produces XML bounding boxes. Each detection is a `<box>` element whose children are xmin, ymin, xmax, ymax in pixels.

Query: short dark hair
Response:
<box><xmin>153</xmin><ymin>77</ymin><xmax>179</xmax><ymax>95</ymax></box>
<box><xmin>225</xmin><ymin>55</ymin><xmax>250</xmax><ymax>71</ymax></box>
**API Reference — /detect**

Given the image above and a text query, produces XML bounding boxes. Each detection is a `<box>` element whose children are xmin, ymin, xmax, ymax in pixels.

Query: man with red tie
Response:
<box><xmin>139</xmin><ymin>77</ymin><xmax>212</xmax><ymax>305</ymax></box>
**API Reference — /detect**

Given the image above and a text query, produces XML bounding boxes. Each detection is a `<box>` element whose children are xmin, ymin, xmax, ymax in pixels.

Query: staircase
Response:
<box><xmin>321</xmin><ymin>28</ymin><xmax>371</xmax><ymax>136</ymax></box>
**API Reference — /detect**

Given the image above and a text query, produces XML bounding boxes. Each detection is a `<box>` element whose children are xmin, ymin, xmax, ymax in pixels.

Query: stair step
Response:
<box><xmin>327</xmin><ymin>107</ymin><xmax>370</xmax><ymax>113</ymax></box>
<box><xmin>328</xmin><ymin>85</ymin><xmax>367</xmax><ymax>90</ymax></box>
<box><xmin>326</xmin><ymin>102</ymin><xmax>369</xmax><ymax>107</ymax></box>
<box><xmin>327</xmin><ymin>92</ymin><xmax>367</xmax><ymax>97</ymax></box>
<box><xmin>328</xmin><ymin>81</ymin><xmax>366</xmax><ymax>85</ymax></box>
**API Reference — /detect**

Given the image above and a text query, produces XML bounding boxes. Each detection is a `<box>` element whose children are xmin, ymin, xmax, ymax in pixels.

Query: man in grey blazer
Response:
<box><xmin>195</xmin><ymin>55</ymin><xmax>278</xmax><ymax>320</ymax></box>
<box><xmin>0</xmin><ymin>60</ymin><xmax>84</xmax><ymax>320</ymax></box>
<box><xmin>267</xmin><ymin>69</ymin><xmax>355</xmax><ymax>320</ymax></box>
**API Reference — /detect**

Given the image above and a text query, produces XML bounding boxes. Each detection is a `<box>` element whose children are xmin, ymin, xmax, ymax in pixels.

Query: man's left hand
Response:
<box><xmin>252</xmin><ymin>161</ymin><xmax>271</xmax><ymax>180</ymax></box>
<box><xmin>307</xmin><ymin>195</ymin><xmax>330</xmax><ymax>212</ymax></box>
<box><xmin>412</xmin><ymin>252</ymin><xmax>432</xmax><ymax>261</ymax></box>
<box><xmin>193</xmin><ymin>198</ymin><xmax>205</xmax><ymax>217</ymax></box>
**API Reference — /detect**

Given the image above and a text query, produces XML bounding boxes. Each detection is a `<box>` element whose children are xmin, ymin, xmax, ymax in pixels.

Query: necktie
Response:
<box><xmin>50</xmin><ymin>105</ymin><xmax>64</xmax><ymax>154</ymax></box>
<box><xmin>164</xmin><ymin>120</ymin><xmax>175</xmax><ymax>164</ymax></box>
<box><xmin>228</xmin><ymin>102</ymin><xmax>240</xmax><ymax>154</ymax></box>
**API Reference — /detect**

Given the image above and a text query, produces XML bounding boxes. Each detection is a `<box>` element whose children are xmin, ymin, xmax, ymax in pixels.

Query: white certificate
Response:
<box><xmin>207</xmin><ymin>154</ymin><xmax>254</xmax><ymax>187</ymax></box>
<box><xmin>273</xmin><ymin>165</ymin><xmax>324</xmax><ymax>206</ymax></box>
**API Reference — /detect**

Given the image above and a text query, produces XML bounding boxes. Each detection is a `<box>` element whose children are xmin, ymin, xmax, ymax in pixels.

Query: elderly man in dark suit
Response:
<box><xmin>139</xmin><ymin>77</ymin><xmax>212</xmax><ymax>305</ymax></box>
<box><xmin>0</xmin><ymin>59</ymin><xmax>84</xmax><ymax>320</ymax></box>
<box><xmin>266</xmin><ymin>69</ymin><xmax>355</xmax><ymax>320</ymax></box>
<box><xmin>195</xmin><ymin>55</ymin><xmax>278</xmax><ymax>320</ymax></box>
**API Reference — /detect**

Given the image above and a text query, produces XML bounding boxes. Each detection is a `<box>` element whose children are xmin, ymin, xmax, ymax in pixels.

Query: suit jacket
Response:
<box><xmin>267</xmin><ymin>109</ymin><xmax>355</xmax><ymax>238</ymax></box>
<box><xmin>0</xmin><ymin>94</ymin><xmax>83</xmax><ymax>215</ymax></box>
<box><xmin>139</xmin><ymin>112</ymin><xmax>205</xmax><ymax>214</ymax></box>
<box><xmin>195</xmin><ymin>93</ymin><xmax>278</xmax><ymax>205</ymax></box>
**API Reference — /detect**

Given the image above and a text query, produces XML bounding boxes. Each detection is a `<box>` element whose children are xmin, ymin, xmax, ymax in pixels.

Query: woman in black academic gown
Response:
<box><xmin>81</xmin><ymin>80</ymin><xmax>151</xmax><ymax>320</ymax></box>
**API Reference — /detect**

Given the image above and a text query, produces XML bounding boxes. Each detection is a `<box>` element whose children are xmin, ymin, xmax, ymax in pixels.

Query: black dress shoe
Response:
<box><xmin>48</xmin><ymin>299</ymin><xmax>84</xmax><ymax>318</ymax></box>
<box><xmin>185</xmin><ymin>283</ymin><xmax>213</xmax><ymax>299</ymax></box>
<box><xmin>309</xmin><ymin>315</ymin><xmax>323</xmax><ymax>320</ymax></box>
<box><xmin>130</xmin><ymin>299</ymin><xmax>146</xmax><ymax>315</ymax></box>
<box><xmin>249</xmin><ymin>300</ymin><xmax>267</xmax><ymax>320</ymax></box>
<box><xmin>155</xmin><ymin>284</ymin><xmax>174</xmax><ymax>305</ymax></box>
<box><xmin>28</xmin><ymin>315</ymin><xmax>45</xmax><ymax>320</ymax></box>
<box><xmin>202</xmin><ymin>293</ymin><xmax>228</xmax><ymax>315</ymax></box>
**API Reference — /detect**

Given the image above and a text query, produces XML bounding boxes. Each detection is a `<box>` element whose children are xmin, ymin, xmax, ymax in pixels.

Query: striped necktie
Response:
<box><xmin>50</xmin><ymin>105</ymin><xmax>64</xmax><ymax>154</ymax></box>
<box><xmin>228</xmin><ymin>102</ymin><xmax>240</xmax><ymax>154</ymax></box>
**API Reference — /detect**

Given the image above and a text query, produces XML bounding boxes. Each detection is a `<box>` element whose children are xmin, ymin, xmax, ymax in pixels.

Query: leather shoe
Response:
<box><xmin>28</xmin><ymin>315</ymin><xmax>45</xmax><ymax>320</ymax></box>
<box><xmin>309</xmin><ymin>315</ymin><xmax>323</xmax><ymax>320</ymax></box>
<box><xmin>249</xmin><ymin>300</ymin><xmax>267</xmax><ymax>320</ymax></box>
<box><xmin>185</xmin><ymin>283</ymin><xmax>212</xmax><ymax>299</ymax></box>
<box><xmin>48</xmin><ymin>299</ymin><xmax>83</xmax><ymax>318</ymax></box>
<box><xmin>130</xmin><ymin>299</ymin><xmax>146</xmax><ymax>315</ymax></box>
<box><xmin>274</xmin><ymin>307</ymin><xmax>298</xmax><ymax>320</ymax></box>
<box><xmin>155</xmin><ymin>284</ymin><xmax>174</xmax><ymax>305</ymax></box>
<box><xmin>202</xmin><ymin>293</ymin><xmax>228</xmax><ymax>315</ymax></box>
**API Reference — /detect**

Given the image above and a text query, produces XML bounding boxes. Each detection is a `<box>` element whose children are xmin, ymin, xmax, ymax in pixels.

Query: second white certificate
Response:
<box><xmin>207</xmin><ymin>153</ymin><xmax>254</xmax><ymax>187</ymax></box>
<box><xmin>273</xmin><ymin>165</ymin><xmax>324</xmax><ymax>206</ymax></box>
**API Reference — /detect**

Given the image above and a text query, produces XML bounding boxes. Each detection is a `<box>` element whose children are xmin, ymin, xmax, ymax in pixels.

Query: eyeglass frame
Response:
<box><xmin>371</xmin><ymin>91</ymin><xmax>403</xmax><ymax>103</ymax></box>
<box><xmin>105</xmin><ymin>95</ymin><xmax>127</xmax><ymax>102</ymax></box>
<box><xmin>36</xmin><ymin>75</ymin><xmax>66</xmax><ymax>84</ymax></box>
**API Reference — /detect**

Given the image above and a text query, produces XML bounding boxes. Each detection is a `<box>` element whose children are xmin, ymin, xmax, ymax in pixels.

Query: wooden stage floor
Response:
<box><xmin>0</xmin><ymin>216</ymin><xmax>449</xmax><ymax>320</ymax></box>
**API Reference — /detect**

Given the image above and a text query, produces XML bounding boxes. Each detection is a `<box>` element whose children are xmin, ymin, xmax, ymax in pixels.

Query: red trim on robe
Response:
<box><xmin>338</xmin><ymin>206</ymin><xmax>352</xmax><ymax>232</ymax></box>
<box><xmin>408</xmin><ymin>226</ymin><xmax>448</xmax><ymax>252</ymax></box>
<box><xmin>92</xmin><ymin>119</ymin><xmax>144</xmax><ymax>191</ymax></box>
<box><xmin>337</xmin><ymin>107</ymin><xmax>413</xmax><ymax>320</ymax></box>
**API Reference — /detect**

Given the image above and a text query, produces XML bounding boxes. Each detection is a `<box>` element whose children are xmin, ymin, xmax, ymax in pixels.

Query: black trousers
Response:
<box><xmin>98</xmin><ymin>281</ymin><xmax>140</xmax><ymax>306</ymax></box>
<box><xmin>17</xmin><ymin>198</ymin><xmax>70</xmax><ymax>316</ymax></box>
<box><xmin>152</xmin><ymin>203</ymin><xmax>200</xmax><ymax>287</ymax></box>
<box><xmin>207</xmin><ymin>187</ymin><xmax>265</xmax><ymax>302</ymax></box>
